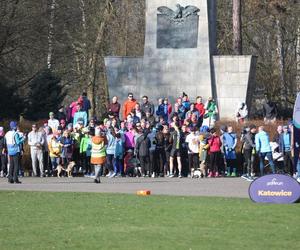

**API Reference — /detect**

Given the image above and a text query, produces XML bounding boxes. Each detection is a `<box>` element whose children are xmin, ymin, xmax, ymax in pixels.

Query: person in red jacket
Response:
<box><xmin>195</xmin><ymin>96</ymin><xmax>205</xmax><ymax>118</ymax></box>
<box><xmin>208</xmin><ymin>128</ymin><xmax>222</xmax><ymax>177</ymax></box>
<box><xmin>122</xmin><ymin>93</ymin><xmax>137</xmax><ymax>120</ymax></box>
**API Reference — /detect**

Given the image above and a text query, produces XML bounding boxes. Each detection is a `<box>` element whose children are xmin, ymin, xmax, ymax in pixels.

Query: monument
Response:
<box><xmin>104</xmin><ymin>0</ymin><xmax>257</xmax><ymax>119</ymax></box>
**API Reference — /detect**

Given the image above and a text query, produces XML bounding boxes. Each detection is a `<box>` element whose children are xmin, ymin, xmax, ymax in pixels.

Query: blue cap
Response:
<box><xmin>10</xmin><ymin>121</ymin><xmax>17</xmax><ymax>130</ymax></box>
<box><xmin>200</xmin><ymin>125</ymin><xmax>209</xmax><ymax>133</ymax></box>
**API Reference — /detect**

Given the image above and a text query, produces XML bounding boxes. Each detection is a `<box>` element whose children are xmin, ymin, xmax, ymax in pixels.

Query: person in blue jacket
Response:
<box><xmin>223</xmin><ymin>126</ymin><xmax>237</xmax><ymax>177</ymax></box>
<box><xmin>255</xmin><ymin>126</ymin><xmax>275</xmax><ymax>176</ymax></box>
<box><xmin>279</xmin><ymin>125</ymin><xmax>293</xmax><ymax>176</ymax></box>
<box><xmin>73</xmin><ymin>102</ymin><xmax>88</xmax><ymax>127</ymax></box>
<box><xmin>4</xmin><ymin>121</ymin><xmax>25</xmax><ymax>184</ymax></box>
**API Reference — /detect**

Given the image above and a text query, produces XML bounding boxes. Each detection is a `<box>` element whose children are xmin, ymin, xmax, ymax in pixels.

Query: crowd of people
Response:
<box><xmin>0</xmin><ymin>92</ymin><xmax>299</xmax><ymax>184</ymax></box>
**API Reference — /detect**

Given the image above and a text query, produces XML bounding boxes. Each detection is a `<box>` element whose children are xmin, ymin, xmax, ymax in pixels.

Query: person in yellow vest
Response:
<box><xmin>91</xmin><ymin>128</ymin><xmax>107</xmax><ymax>183</ymax></box>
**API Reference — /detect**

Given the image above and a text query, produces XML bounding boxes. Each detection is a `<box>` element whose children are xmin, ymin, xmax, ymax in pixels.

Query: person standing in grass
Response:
<box><xmin>91</xmin><ymin>128</ymin><xmax>107</xmax><ymax>183</ymax></box>
<box><xmin>255</xmin><ymin>126</ymin><xmax>275</xmax><ymax>176</ymax></box>
<box><xmin>223</xmin><ymin>126</ymin><xmax>238</xmax><ymax>177</ymax></box>
<box><xmin>208</xmin><ymin>128</ymin><xmax>222</xmax><ymax>177</ymax></box>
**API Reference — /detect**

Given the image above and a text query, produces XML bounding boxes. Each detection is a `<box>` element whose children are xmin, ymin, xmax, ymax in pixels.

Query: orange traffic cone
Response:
<box><xmin>136</xmin><ymin>190</ymin><xmax>151</xmax><ymax>196</ymax></box>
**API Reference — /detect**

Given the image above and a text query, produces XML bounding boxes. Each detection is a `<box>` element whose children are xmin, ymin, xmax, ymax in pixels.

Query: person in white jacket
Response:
<box><xmin>28</xmin><ymin>124</ymin><xmax>45</xmax><ymax>177</ymax></box>
<box><xmin>236</xmin><ymin>102</ymin><xmax>248</xmax><ymax>123</ymax></box>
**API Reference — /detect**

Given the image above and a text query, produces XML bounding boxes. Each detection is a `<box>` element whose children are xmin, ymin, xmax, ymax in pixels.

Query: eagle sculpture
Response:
<box><xmin>157</xmin><ymin>4</ymin><xmax>200</xmax><ymax>23</ymax></box>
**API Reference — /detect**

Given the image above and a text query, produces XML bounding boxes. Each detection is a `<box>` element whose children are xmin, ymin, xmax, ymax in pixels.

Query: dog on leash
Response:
<box><xmin>55</xmin><ymin>164</ymin><xmax>66</xmax><ymax>178</ymax></box>
<box><xmin>66</xmin><ymin>161</ymin><xmax>76</xmax><ymax>177</ymax></box>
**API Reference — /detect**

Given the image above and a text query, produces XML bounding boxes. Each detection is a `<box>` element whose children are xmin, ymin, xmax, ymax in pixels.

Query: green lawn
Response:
<box><xmin>0</xmin><ymin>191</ymin><xmax>299</xmax><ymax>250</ymax></box>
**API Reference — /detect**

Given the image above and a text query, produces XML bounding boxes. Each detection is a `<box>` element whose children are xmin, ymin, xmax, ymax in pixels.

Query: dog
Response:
<box><xmin>192</xmin><ymin>168</ymin><xmax>203</xmax><ymax>178</ymax></box>
<box><xmin>55</xmin><ymin>164</ymin><xmax>66</xmax><ymax>178</ymax></box>
<box><xmin>66</xmin><ymin>161</ymin><xmax>76</xmax><ymax>178</ymax></box>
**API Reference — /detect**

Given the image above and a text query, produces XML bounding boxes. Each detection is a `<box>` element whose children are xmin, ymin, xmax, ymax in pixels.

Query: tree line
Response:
<box><xmin>0</xmin><ymin>0</ymin><xmax>299</xmax><ymax>120</ymax></box>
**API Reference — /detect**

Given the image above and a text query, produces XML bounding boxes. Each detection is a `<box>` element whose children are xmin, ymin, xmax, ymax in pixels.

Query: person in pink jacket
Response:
<box><xmin>208</xmin><ymin>128</ymin><xmax>222</xmax><ymax>177</ymax></box>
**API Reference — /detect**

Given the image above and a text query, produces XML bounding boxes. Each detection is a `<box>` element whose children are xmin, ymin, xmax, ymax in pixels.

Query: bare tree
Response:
<box><xmin>47</xmin><ymin>0</ymin><xmax>56</xmax><ymax>69</ymax></box>
<box><xmin>232</xmin><ymin>0</ymin><xmax>242</xmax><ymax>54</ymax></box>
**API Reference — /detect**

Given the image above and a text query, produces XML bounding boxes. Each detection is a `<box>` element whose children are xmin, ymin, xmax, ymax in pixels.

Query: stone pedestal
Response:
<box><xmin>105</xmin><ymin>0</ymin><xmax>257</xmax><ymax>119</ymax></box>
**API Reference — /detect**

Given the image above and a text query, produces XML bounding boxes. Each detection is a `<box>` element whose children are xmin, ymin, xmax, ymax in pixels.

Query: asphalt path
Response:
<box><xmin>0</xmin><ymin>176</ymin><xmax>251</xmax><ymax>198</ymax></box>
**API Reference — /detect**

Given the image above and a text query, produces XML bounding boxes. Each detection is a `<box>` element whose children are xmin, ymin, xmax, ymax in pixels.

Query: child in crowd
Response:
<box><xmin>48</xmin><ymin>133</ymin><xmax>62</xmax><ymax>176</ymax></box>
<box><xmin>113</xmin><ymin>131</ymin><xmax>124</xmax><ymax>177</ymax></box>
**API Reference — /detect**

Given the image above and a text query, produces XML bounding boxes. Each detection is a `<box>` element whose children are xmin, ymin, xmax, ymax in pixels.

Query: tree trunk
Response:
<box><xmin>296</xmin><ymin>25</ymin><xmax>300</xmax><ymax>92</ymax></box>
<box><xmin>47</xmin><ymin>0</ymin><xmax>56</xmax><ymax>69</ymax></box>
<box><xmin>232</xmin><ymin>0</ymin><xmax>242</xmax><ymax>54</ymax></box>
<box><xmin>86</xmin><ymin>0</ymin><xmax>114</xmax><ymax>117</ymax></box>
<box><xmin>275</xmin><ymin>19</ymin><xmax>286</xmax><ymax>106</ymax></box>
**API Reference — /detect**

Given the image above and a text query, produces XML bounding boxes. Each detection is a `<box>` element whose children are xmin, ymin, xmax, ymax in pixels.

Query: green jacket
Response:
<box><xmin>80</xmin><ymin>135</ymin><xmax>90</xmax><ymax>154</ymax></box>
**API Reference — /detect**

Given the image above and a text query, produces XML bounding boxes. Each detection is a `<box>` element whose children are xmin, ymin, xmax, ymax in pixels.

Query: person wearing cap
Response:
<box><xmin>241</xmin><ymin>124</ymin><xmax>257</xmax><ymax>180</ymax></box>
<box><xmin>123</xmin><ymin>93</ymin><xmax>137</xmax><ymax>120</ymax></box>
<box><xmin>255</xmin><ymin>126</ymin><xmax>275</xmax><ymax>176</ymax></box>
<box><xmin>48</xmin><ymin>112</ymin><xmax>60</xmax><ymax>132</ymax></box>
<box><xmin>91</xmin><ymin>128</ymin><xmax>107</xmax><ymax>183</ymax></box>
<box><xmin>73</xmin><ymin>102</ymin><xmax>88</xmax><ymax>127</ymax></box>
<box><xmin>279</xmin><ymin>125</ymin><xmax>293</xmax><ymax>175</ymax></box>
<box><xmin>5</xmin><ymin>121</ymin><xmax>25</xmax><ymax>183</ymax></box>
<box><xmin>0</xmin><ymin>127</ymin><xmax>7</xmax><ymax>178</ymax></box>
<box><xmin>28</xmin><ymin>124</ymin><xmax>45</xmax><ymax>177</ymax></box>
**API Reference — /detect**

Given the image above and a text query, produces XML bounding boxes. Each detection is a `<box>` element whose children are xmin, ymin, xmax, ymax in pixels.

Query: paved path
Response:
<box><xmin>0</xmin><ymin>177</ymin><xmax>251</xmax><ymax>198</ymax></box>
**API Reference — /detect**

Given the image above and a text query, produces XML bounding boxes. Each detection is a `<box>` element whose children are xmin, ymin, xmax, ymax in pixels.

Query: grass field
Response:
<box><xmin>0</xmin><ymin>191</ymin><xmax>299</xmax><ymax>250</ymax></box>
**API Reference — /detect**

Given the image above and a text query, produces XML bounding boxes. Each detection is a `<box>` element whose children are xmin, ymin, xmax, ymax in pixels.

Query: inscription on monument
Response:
<box><xmin>157</xmin><ymin>15</ymin><xmax>199</xmax><ymax>48</ymax></box>
<box><xmin>157</xmin><ymin>5</ymin><xmax>200</xmax><ymax>49</ymax></box>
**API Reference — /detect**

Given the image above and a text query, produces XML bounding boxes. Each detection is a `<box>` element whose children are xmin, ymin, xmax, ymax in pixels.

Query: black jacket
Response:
<box><xmin>135</xmin><ymin>134</ymin><xmax>151</xmax><ymax>157</ymax></box>
<box><xmin>242</xmin><ymin>132</ymin><xmax>255</xmax><ymax>150</ymax></box>
<box><xmin>141</xmin><ymin>102</ymin><xmax>154</xmax><ymax>116</ymax></box>
<box><xmin>0</xmin><ymin>136</ymin><xmax>6</xmax><ymax>153</ymax></box>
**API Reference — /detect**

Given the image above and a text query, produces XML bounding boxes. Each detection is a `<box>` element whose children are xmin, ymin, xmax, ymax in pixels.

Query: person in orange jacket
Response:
<box><xmin>122</xmin><ymin>93</ymin><xmax>137</xmax><ymax>120</ymax></box>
